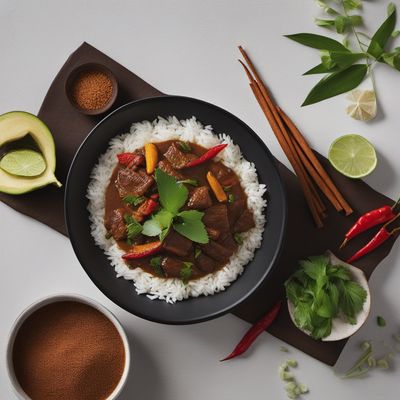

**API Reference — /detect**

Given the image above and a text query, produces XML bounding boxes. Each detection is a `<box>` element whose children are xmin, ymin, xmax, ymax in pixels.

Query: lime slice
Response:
<box><xmin>0</xmin><ymin>149</ymin><xmax>46</xmax><ymax>177</ymax></box>
<box><xmin>328</xmin><ymin>135</ymin><xmax>377</xmax><ymax>179</ymax></box>
<box><xmin>346</xmin><ymin>89</ymin><xmax>377</xmax><ymax>122</ymax></box>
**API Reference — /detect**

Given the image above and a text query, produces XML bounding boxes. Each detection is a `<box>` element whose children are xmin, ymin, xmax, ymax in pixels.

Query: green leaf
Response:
<box><xmin>155</xmin><ymin>168</ymin><xmax>188</xmax><ymax>214</ymax></box>
<box><xmin>142</xmin><ymin>219</ymin><xmax>162</xmax><ymax>237</ymax></box>
<box><xmin>302</xmin><ymin>64</ymin><xmax>368</xmax><ymax>106</ymax></box>
<box><xmin>392</xmin><ymin>30</ymin><xmax>400</xmax><ymax>38</ymax></box>
<box><xmin>299</xmin><ymin>255</ymin><xmax>328</xmax><ymax>281</ymax></box>
<box><xmin>303</xmin><ymin>63</ymin><xmax>340</xmax><ymax>75</ymax></box>
<box><xmin>194</xmin><ymin>247</ymin><xmax>202</xmax><ymax>259</ymax></box>
<box><xmin>293</xmin><ymin>301</ymin><xmax>313</xmax><ymax>331</ymax></box>
<box><xmin>388</xmin><ymin>2</ymin><xmax>396</xmax><ymax>16</ymax></box>
<box><xmin>367</xmin><ymin>7</ymin><xmax>396</xmax><ymax>58</ymax></box>
<box><xmin>311</xmin><ymin>317</ymin><xmax>332</xmax><ymax>340</ymax></box>
<box><xmin>150</xmin><ymin>256</ymin><xmax>164</xmax><ymax>276</ymax></box>
<box><xmin>285</xmin><ymin>33</ymin><xmax>350</xmax><ymax>52</ymax></box>
<box><xmin>123</xmin><ymin>195</ymin><xmax>145</xmax><ymax>206</ymax></box>
<box><xmin>228</xmin><ymin>193</ymin><xmax>235</xmax><ymax>203</ymax></box>
<box><xmin>180</xmin><ymin>261</ymin><xmax>193</xmax><ymax>283</ymax></box>
<box><xmin>335</xmin><ymin>15</ymin><xmax>363</xmax><ymax>34</ymax></box>
<box><xmin>343</xmin><ymin>0</ymin><xmax>362</xmax><ymax>12</ymax></box>
<box><xmin>173</xmin><ymin>210</ymin><xmax>209</xmax><ymax>244</ymax></box>
<box><xmin>329</xmin><ymin>51</ymin><xmax>365</xmax><ymax>67</ymax></box>
<box><xmin>382</xmin><ymin>51</ymin><xmax>400</xmax><ymax>70</ymax></box>
<box><xmin>327</xmin><ymin>265</ymin><xmax>351</xmax><ymax>281</ymax></box>
<box><xmin>234</xmin><ymin>232</ymin><xmax>243</xmax><ymax>245</ymax></box>
<box><xmin>124</xmin><ymin>214</ymin><xmax>143</xmax><ymax>240</ymax></box>
<box><xmin>377</xmin><ymin>316</ymin><xmax>386</xmax><ymax>327</ymax></box>
<box><xmin>338</xmin><ymin>280</ymin><xmax>367</xmax><ymax>324</ymax></box>
<box><xmin>154</xmin><ymin>209</ymin><xmax>174</xmax><ymax>228</ymax></box>
<box><xmin>316</xmin><ymin>291</ymin><xmax>336</xmax><ymax>318</ymax></box>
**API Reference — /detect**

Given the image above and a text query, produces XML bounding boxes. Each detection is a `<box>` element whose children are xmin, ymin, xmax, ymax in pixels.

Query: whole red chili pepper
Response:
<box><xmin>185</xmin><ymin>144</ymin><xmax>228</xmax><ymax>168</ymax></box>
<box><xmin>220</xmin><ymin>300</ymin><xmax>282</xmax><ymax>362</ymax></box>
<box><xmin>347</xmin><ymin>215</ymin><xmax>400</xmax><ymax>264</ymax></box>
<box><xmin>122</xmin><ymin>241</ymin><xmax>162</xmax><ymax>260</ymax></box>
<box><xmin>340</xmin><ymin>197</ymin><xmax>399</xmax><ymax>248</ymax></box>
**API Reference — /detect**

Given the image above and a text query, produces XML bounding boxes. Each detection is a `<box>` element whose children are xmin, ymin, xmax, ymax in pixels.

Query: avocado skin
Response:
<box><xmin>0</xmin><ymin>111</ymin><xmax>61</xmax><ymax>194</ymax></box>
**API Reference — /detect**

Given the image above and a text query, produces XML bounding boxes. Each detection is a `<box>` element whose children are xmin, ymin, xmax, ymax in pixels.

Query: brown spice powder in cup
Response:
<box><xmin>72</xmin><ymin>70</ymin><xmax>113</xmax><ymax>110</ymax></box>
<box><xmin>12</xmin><ymin>301</ymin><xmax>125</xmax><ymax>400</ymax></box>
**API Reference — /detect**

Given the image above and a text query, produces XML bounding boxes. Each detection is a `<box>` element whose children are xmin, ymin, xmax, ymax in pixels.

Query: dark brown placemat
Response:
<box><xmin>0</xmin><ymin>42</ymin><xmax>396</xmax><ymax>365</ymax></box>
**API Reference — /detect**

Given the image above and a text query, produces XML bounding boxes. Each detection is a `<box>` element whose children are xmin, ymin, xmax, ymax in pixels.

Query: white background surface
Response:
<box><xmin>1</xmin><ymin>1</ymin><xmax>400</xmax><ymax>399</ymax></box>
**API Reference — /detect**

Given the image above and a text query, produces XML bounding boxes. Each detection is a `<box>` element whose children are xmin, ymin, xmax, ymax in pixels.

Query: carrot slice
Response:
<box><xmin>207</xmin><ymin>171</ymin><xmax>227</xmax><ymax>203</ymax></box>
<box><xmin>145</xmin><ymin>143</ymin><xmax>158</xmax><ymax>174</ymax></box>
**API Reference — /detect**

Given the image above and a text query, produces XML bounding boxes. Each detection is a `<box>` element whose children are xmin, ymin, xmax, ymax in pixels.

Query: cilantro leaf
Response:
<box><xmin>300</xmin><ymin>255</ymin><xmax>328</xmax><ymax>281</ymax></box>
<box><xmin>338</xmin><ymin>280</ymin><xmax>367</xmax><ymax>324</ymax></box>
<box><xmin>124</xmin><ymin>214</ymin><xmax>143</xmax><ymax>241</ymax></box>
<box><xmin>150</xmin><ymin>256</ymin><xmax>164</xmax><ymax>276</ymax></box>
<box><xmin>173</xmin><ymin>210</ymin><xmax>209</xmax><ymax>244</ymax></box>
<box><xmin>180</xmin><ymin>261</ymin><xmax>193</xmax><ymax>284</ymax></box>
<box><xmin>155</xmin><ymin>168</ymin><xmax>188</xmax><ymax>214</ymax></box>
<box><xmin>142</xmin><ymin>209</ymin><xmax>174</xmax><ymax>238</ymax></box>
<box><xmin>311</xmin><ymin>317</ymin><xmax>332</xmax><ymax>340</ymax></box>
<box><xmin>234</xmin><ymin>232</ymin><xmax>243</xmax><ymax>244</ymax></box>
<box><xmin>178</xmin><ymin>141</ymin><xmax>191</xmax><ymax>152</ymax></box>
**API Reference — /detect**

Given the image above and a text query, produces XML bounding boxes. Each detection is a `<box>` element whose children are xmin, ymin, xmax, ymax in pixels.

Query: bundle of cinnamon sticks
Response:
<box><xmin>238</xmin><ymin>46</ymin><xmax>353</xmax><ymax>228</ymax></box>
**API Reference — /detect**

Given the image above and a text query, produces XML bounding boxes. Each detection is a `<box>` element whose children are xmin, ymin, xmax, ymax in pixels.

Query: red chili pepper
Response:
<box><xmin>185</xmin><ymin>144</ymin><xmax>228</xmax><ymax>168</ymax></box>
<box><xmin>150</xmin><ymin>193</ymin><xmax>159</xmax><ymax>200</ymax></box>
<box><xmin>347</xmin><ymin>214</ymin><xmax>400</xmax><ymax>264</ymax></box>
<box><xmin>122</xmin><ymin>241</ymin><xmax>162</xmax><ymax>260</ymax></box>
<box><xmin>117</xmin><ymin>152</ymin><xmax>144</xmax><ymax>167</ymax></box>
<box><xmin>220</xmin><ymin>301</ymin><xmax>282</xmax><ymax>362</ymax></box>
<box><xmin>137</xmin><ymin>198</ymin><xmax>158</xmax><ymax>216</ymax></box>
<box><xmin>340</xmin><ymin>196</ymin><xmax>399</xmax><ymax>248</ymax></box>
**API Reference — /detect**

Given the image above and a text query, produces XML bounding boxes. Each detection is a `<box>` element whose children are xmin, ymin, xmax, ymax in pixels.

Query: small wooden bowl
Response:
<box><xmin>65</xmin><ymin>63</ymin><xmax>118</xmax><ymax>116</ymax></box>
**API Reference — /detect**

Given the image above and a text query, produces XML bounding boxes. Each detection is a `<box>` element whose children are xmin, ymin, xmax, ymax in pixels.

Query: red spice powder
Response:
<box><xmin>72</xmin><ymin>70</ymin><xmax>113</xmax><ymax>110</ymax></box>
<box><xmin>12</xmin><ymin>301</ymin><xmax>125</xmax><ymax>400</ymax></box>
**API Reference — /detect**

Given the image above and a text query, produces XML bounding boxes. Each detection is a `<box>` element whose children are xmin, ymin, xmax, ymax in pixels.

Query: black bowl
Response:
<box><xmin>65</xmin><ymin>95</ymin><xmax>287</xmax><ymax>324</ymax></box>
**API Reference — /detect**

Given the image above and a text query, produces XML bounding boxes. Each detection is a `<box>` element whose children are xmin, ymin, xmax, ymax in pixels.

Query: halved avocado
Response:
<box><xmin>0</xmin><ymin>111</ymin><xmax>61</xmax><ymax>194</ymax></box>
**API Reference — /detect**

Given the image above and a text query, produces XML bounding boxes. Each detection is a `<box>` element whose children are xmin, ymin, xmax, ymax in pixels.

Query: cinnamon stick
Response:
<box><xmin>277</xmin><ymin>107</ymin><xmax>353</xmax><ymax>216</ymax></box>
<box><xmin>250</xmin><ymin>82</ymin><xmax>323</xmax><ymax>228</ymax></box>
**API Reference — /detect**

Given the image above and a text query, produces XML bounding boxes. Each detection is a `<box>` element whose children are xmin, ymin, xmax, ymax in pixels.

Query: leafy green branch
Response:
<box><xmin>286</xmin><ymin>1</ymin><xmax>399</xmax><ymax>106</ymax></box>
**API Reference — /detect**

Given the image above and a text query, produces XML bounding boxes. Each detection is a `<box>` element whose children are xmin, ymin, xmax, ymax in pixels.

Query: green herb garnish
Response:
<box><xmin>194</xmin><ymin>247</ymin><xmax>202</xmax><ymax>259</ymax></box>
<box><xmin>123</xmin><ymin>195</ymin><xmax>146</xmax><ymax>206</ymax></box>
<box><xmin>105</xmin><ymin>232</ymin><xmax>112</xmax><ymax>239</ymax></box>
<box><xmin>377</xmin><ymin>316</ymin><xmax>386</xmax><ymax>327</ymax></box>
<box><xmin>178</xmin><ymin>141</ymin><xmax>192</xmax><ymax>152</ymax></box>
<box><xmin>124</xmin><ymin>214</ymin><xmax>143</xmax><ymax>241</ymax></box>
<box><xmin>223</xmin><ymin>185</ymin><xmax>232</xmax><ymax>192</ymax></box>
<box><xmin>178</xmin><ymin>178</ymin><xmax>198</xmax><ymax>186</ymax></box>
<box><xmin>150</xmin><ymin>256</ymin><xmax>164</xmax><ymax>276</ymax></box>
<box><xmin>286</xmin><ymin>2</ymin><xmax>400</xmax><ymax>107</ymax></box>
<box><xmin>285</xmin><ymin>254</ymin><xmax>367</xmax><ymax>340</ymax></box>
<box><xmin>228</xmin><ymin>193</ymin><xmax>235</xmax><ymax>203</ymax></box>
<box><xmin>180</xmin><ymin>261</ymin><xmax>193</xmax><ymax>284</ymax></box>
<box><xmin>234</xmin><ymin>233</ymin><xmax>243</xmax><ymax>245</ymax></box>
<box><xmin>142</xmin><ymin>169</ymin><xmax>209</xmax><ymax>244</ymax></box>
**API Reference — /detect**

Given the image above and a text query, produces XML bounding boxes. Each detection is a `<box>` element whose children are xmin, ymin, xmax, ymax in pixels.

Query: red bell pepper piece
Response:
<box><xmin>137</xmin><ymin>198</ymin><xmax>158</xmax><ymax>217</ymax></box>
<box><xmin>185</xmin><ymin>144</ymin><xmax>228</xmax><ymax>168</ymax></box>
<box><xmin>117</xmin><ymin>152</ymin><xmax>145</xmax><ymax>167</ymax></box>
<box><xmin>122</xmin><ymin>241</ymin><xmax>162</xmax><ymax>260</ymax></box>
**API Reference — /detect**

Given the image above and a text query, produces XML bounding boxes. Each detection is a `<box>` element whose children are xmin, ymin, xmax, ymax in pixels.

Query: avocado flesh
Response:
<box><xmin>0</xmin><ymin>111</ymin><xmax>61</xmax><ymax>194</ymax></box>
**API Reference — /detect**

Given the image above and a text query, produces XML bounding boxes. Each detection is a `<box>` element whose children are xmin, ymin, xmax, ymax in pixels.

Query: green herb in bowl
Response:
<box><xmin>285</xmin><ymin>252</ymin><xmax>369</xmax><ymax>340</ymax></box>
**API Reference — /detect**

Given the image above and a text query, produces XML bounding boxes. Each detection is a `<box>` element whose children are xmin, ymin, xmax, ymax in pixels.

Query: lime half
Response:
<box><xmin>328</xmin><ymin>135</ymin><xmax>377</xmax><ymax>179</ymax></box>
<box><xmin>0</xmin><ymin>149</ymin><xmax>46</xmax><ymax>177</ymax></box>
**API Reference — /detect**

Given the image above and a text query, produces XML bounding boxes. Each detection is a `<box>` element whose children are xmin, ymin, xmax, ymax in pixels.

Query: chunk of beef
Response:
<box><xmin>116</xmin><ymin>168</ymin><xmax>154</xmax><ymax>198</ymax></box>
<box><xmin>157</xmin><ymin>160</ymin><xmax>185</xmax><ymax>180</ymax></box>
<box><xmin>196</xmin><ymin>254</ymin><xmax>217</xmax><ymax>274</ymax></box>
<box><xmin>187</xmin><ymin>186</ymin><xmax>213</xmax><ymax>210</ymax></box>
<box><xmin>163</xmin><ymin>143</ymin><xmax>196</xmax><ymax>169</ymax></box>
<box><xmin>200</xmin><ymin>240</ymin><xmax>233</xmax><ymax>262</ymax></box>
<box><xmin>203</xmin><ymin>204</ymin><xmax>230</xmax><ymax>234</ymax></box>
<box><xmin>162</xmin><ymin>231</ymin><xmax>193</xmax><ymax>257</ymax></box>
<box><xmin>219</xmin><ymin>233</ymin><xmax>238</xmax><ymax>253</ymax></box>
<box><xmin>234</xmin><ymin>209</ymin><xmax>256</xmax><ymax>233</ymax></box>
<box><xmin>105</xmin><ymin>208</ymin><xmax>126</xmax><ymax>241</ymax></box>
<box><xmin>209</xmin><ymin>162</ymin><xmax>236</xmax><ymax>186</ymax></box>
<box><xmin>227</xmin><ymin>199</ymin><xmax>246</xmax><ymax>226</ymax></box>
<box><xmin>206</xmin><ymin>227</ymin><xmax>220</xmax><ymax>241</ymax></box>
<box><xmin>161</xmin><ymin>257</ymin><xmax>183</xmax><ymax>278</ymax></box>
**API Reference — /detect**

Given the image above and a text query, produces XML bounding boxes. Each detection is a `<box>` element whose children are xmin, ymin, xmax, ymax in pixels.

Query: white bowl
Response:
<box><xmin>6</xmin><ymin>293</ymin><xmax>131</xmax><ymax>400</ymax></box>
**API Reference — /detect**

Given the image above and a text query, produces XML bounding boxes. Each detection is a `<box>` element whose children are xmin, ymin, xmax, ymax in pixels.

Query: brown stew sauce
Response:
<box><xmin>104</xmin><ymin>140</ymin><xmax>255</xmax><ymax>282</ymax></box>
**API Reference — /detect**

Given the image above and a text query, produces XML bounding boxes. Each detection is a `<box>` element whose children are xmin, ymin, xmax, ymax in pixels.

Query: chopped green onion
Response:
<box><xmin>287</xmin><ymin>359</ymin><xmax>298</xmax><ymax>368</ymax></box>
<box><xmin>377</xmin><ymin>358</ymin><xmax>390</xmax><ymax>370</ymax></box>
<box><xmin>105</xmin><ymin>232</ymin><xmax>112</xmax><ymax>239</ymax></box>
<box><xmin>223</xmin><ymin>185</ymin><xmax>232</xmax><ymax>192</ymax></box>
<box><xmin>194</xmin><ymin>247</ymin><xmax>202</xmax><ymax>259</ymax></box>
<box><xmin>367</xmin><ymin>356</ymin><xmax>376</xmax><ymax>367</ymax></box>
<box><xmin>234</xmin><ymin>233</ymin><xmax>243</xmax><ymax>245</ymax></box>
<box><xmin>178</xmin><ymin>178</ymin><xmax>198</xmax><ymax>186</ymax></box>
<box><xmin>228</xmin><ymin>193</ymin><xmax>235</xmax><ymax>203</ymax></box>
<box><xmin>280</xmin><ymin>346</ymin><xmax>289</xmax><ymax>353</ymax></box>
<box><xmin>180</xmin><ymin>262</ymin><xmax>193</xmax><ymax>284</ymax></box>
<box><xmin>123</xmin><ymin>195</ymin><xmax>146</xmax><ymax>206</ymax></box>
<box><xmin>377</xmin><ymin>316</ymin><xmax>386</xmax><ymax>327</ymax></box>
<box><xmin>178</xmin><ymin>141</ymin><xmax>191</xmax><ymax>152</ymax></box>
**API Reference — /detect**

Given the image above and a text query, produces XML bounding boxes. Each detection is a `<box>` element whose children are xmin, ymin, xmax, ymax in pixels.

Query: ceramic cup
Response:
<box><xmin>6</xmin><ymin>293</ymin><xmax>131</xmax><ymax>400</ymax></box>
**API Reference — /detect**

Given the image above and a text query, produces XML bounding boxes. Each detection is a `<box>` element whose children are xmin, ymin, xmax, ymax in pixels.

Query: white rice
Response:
<box><xmin>87</xmin><ymin>116</ymin><xmax>266</xmax><ymax>303</ymax></box>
